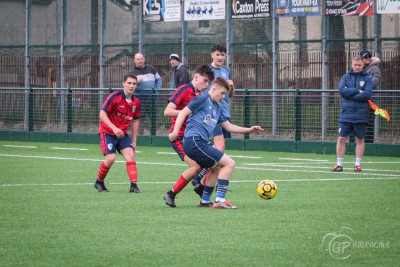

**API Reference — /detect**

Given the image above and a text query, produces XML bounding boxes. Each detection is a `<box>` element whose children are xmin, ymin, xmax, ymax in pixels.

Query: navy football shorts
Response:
<box><xmin>183</xmin><ymin>136</ymin><xmax>224</xmax><ymax>168</ymax></box>
<box><xmin>99</xmin><ymin>133</ymin><xmax>134</xmax><ymax>155</ymax></box>
<box><xmin>338</xmin><ymin>123</ymin><xmax>367</xmax><ymax>139</ymax></box>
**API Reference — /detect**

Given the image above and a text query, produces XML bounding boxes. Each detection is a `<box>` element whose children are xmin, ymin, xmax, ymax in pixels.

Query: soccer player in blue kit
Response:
<box><xmin>167</xmin><ymin>77</ymin><xmax>263</xmax><ymax>209</ymax></box>
<box><xmin>191</xmin><ymin>44</ymin><xmax>234</xmax><ymax>193</ymax></box>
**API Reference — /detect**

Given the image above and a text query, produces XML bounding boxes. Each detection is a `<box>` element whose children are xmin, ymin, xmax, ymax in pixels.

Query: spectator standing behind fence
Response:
<box><xmin>360</xmin><ymin>49</ymin><xmax>381</xmax><ymax>144</ymax></box>
<box><xmin>94</xmin><ymin>74</ymin><xmax>142</xmax><ymax>193</ymax></box>
<box><xmin>331</xmin><ymin>55</ymin><xmax>373</xmax><ymax>173</ymax></box>
<box><xmin>129</xmin><ymin>53</ymin><xmax>162</xmax><ymax>135</ymax></box>
<box><xmin>169</xmin><ymin>53</ymin><xmax>190</xmax><ymax>89</ymax></box>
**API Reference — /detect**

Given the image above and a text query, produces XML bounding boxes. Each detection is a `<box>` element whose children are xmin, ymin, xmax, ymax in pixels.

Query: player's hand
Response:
<box><xmin>227</xmin><ymin>79</ymin><xmax>234</xmax><ymax>97</ymax></box>
<box><xmin>168</xmin><ymin>133</ymin><xmax>178</xmax><ymax>142</ymax></box>
<box><xmin>250</xmin><ymin>126</ymin><xmax>264</xmax><ymax>134</ymax></box>
<box><xmin>113</xmin><ymin>127</ymin><xmax>125</xmax><ymax>138</ymax></box>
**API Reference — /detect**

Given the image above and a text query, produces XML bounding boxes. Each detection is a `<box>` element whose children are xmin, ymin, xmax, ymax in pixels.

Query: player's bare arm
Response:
<box><xmin>168</xmin><ymin>106</ymin><xmax>192</xmax><ymax>141</ymax></box>
<box><xmin>131</xmin><ymin>119</ymin><xmax>139</xmax><ymax>150</ymax></box>
<box><xmin>221</xmin><ymin>121</ymin><xmax>263</xmax><ymax>134</ymax></box>
<box><xmin>99</xmin><ymin>110</ymin><xmax>124</xmax><ymax>138</ymax></box>
<box><xmin>164</xmin><ymin>102</ymin><xmax>179</xmax><ymax>117</ymax></box>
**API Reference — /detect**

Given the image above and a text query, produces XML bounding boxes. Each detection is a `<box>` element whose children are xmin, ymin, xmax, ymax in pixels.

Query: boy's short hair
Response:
<box><xmin>124</xmin><ymin>74</ymin><xmax>137</xmax><ymax>82</ymax></box>
<box><xmin>194</xmin><ymin>64</ymin><xmax>215</xmax><ymax>81</ymax></box>
<box><xmin>212</xmin><ymin>77</ymin><xmax>230</xmax><ymax>92</ymax></box>
<box><xmin>211</xmin><ymin>44</ymin><xmax>227</xmax><ymax>53</ymax></box>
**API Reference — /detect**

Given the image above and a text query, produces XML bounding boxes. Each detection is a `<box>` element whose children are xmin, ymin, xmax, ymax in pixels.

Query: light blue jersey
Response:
<box><xmin>206</xmin><ymin>64</ymin><xmax>231</xmax><ymax>119</ymax></box>
<box><xmin>184</xmin><ymin>93</ymin><xmax>228</xmax><ymax>141</ymax></box>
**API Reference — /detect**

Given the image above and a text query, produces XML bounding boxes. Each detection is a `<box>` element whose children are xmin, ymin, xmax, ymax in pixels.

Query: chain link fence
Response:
<box><xmin>0</xmin><ymin>88</ymin><xmax>398</xmax><ymax>144</ymax></box>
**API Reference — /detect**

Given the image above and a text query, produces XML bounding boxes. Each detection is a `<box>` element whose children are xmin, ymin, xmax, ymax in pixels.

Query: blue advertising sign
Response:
<box><xmin>275</xmin><ymin>0</ymin><xmax>320</xmax><ymax>17</ymax></box>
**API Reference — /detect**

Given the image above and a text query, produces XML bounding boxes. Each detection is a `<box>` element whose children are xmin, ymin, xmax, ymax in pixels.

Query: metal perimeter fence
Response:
<box><xmin>0</xmin><ymin>88</ymin><xmax>398</xmax><ymax>144</ymax></box>
<box><xmin>0</xmin><ymin>0</ymin><xmax>399</xmax><ymax>91</ymax></box>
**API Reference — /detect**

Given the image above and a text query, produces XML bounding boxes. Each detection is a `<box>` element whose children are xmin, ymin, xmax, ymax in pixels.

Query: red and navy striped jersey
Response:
<box><xmin>99</xmin><ymin>91</ymin><xmax>141</xmax><ymax>135</ymax></box>
<box><xmin>168</xmin><ymin>82</ymin><xmax>198</xmax><ymax>137</ymax></box>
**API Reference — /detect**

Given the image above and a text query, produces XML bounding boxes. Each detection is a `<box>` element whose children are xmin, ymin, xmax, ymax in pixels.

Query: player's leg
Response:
<box><xmin>212</xmin><ymin>155</ymin><xmax>237</xmax><ymax>209</ymax></box>
<box><xmin>192</xmin><ymin>124</ymin><xmax>224</xmax><ymax>186</ymax></box>
<box><xmin>332</xmin><ymin>123</ymin><xmax>350</xmax><ymax>172</ymax></box>
<box><xmin>119</xmin><ymin>135</ymin><xmax>141</xmax><ymax>193</ymax></box>
<box><xmin>183</xmin><ymin>137</ymin><xmax>223</xmax><ymax>207</ymax></box>
<box><xmin>95</xmin><ymin>133</ymin><xmax>118</xmax><ymax>192</ymax></box>
<box><xmin>354</xmin><ymin>123</ymin><xmax>367</xmax><ymax>172</ymax></box>
<box><xmin>163</xmin><ymin>139</ymin><xmax>202</xmax><ymax>207</ymax></box>
<box><xmin>164</xmin><ymin>155</ymin><xmax>202</xmax><ymax>207</ymax></box>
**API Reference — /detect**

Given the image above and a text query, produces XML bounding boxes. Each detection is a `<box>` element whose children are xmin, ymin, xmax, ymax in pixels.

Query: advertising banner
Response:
<box><xmin>143</xmin><ymin>0</ymin><xmax>181</xmax><ymax>22</ymax></box>
<box><xmin>275</xmin><ymin>0</ymin><xmax>321</xmax><ymax>17</ymax></box>
<box><xmin>184</xmin><ymin>0</ymin><xmax>226</xmax><ymax>21</ymax></box>
<box><xmin>231</xmin><ymin>0</ymin><xmax>271</xmax><ymax>19</ymax></box>
<box><xmin>377</xmin><ymin>0</ymin><xmax>400</xmax><ymax>13</ymax></box>
<box><xmin>325</xmin><ymin>0</ymin><xmax>373</xmax><ymax>16</ymax></box>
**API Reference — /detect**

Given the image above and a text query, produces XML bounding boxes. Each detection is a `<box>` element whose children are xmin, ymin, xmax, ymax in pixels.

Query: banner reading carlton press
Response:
<box><xmin>231</xmin><ymin>0</ymin><xmax>271</xmax><ymax>19</ymax></box>
<box><xmin>325</xmin><ymin>0</ymin><xmax>373</xmax><ymax>16</ymax></box>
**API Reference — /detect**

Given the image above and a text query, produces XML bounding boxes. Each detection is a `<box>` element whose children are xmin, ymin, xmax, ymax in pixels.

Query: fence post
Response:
<box><xmin>244</xmin><ymin>89</ymin><xmax>250</xmax><ymax>140</ymax></box>
<box><xmin>150</xmin><ymin>88</ymin><xmax>157</xmax><ymax>139</ymax></box>
<box><xmin>67</xmin><ymin>88</ymin><xmax>72</xmax><ymax>133</ymax></box>
<box><xmin>295</xmin><ymin>89</ymin><xmax>302</xmax><ymax>141</ymax></box>
<box><xmin>29</xmin><ymin>88</ymin><xmax>34</xmax><ymax>133</ymax></box>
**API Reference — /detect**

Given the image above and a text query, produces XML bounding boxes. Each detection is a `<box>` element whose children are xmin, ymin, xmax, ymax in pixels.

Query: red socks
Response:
<box><xmin>97</xmin><ymin>162</ymin><xmax>110</xmax><ymax>180</ymax></box>
<box><xmin>172</xmin><ymin>175</ymin><xmax>189</xmax><ymax>194</ymax></box>
<box><xmin>126</xmin><ymin>161</ymin><xmax>138</xmax><ymax>183</ymax></box>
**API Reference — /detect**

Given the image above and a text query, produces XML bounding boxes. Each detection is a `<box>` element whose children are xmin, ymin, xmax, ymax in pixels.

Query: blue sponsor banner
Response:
<box><xmin>275</xmin><ymin>0</ymin><xmax>320</xmax><ymax>17</ymax></box>
<box><xmin>231</xmin><ymin>0</ymin><xmax>271</xmax><ymax>19</ymax></box>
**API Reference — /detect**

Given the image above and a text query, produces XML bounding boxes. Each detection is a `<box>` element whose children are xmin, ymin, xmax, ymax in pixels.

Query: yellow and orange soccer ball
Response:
<box><xmin>257</xmin><ymin>179</ymin><xmax>278</xmax><ymax>200</ymax></box>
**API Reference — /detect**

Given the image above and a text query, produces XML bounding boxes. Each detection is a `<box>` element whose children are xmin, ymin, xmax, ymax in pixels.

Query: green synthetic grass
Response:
<box><xmin>0</xmin><ymin>141</ymin><xmax>399</xmax><ymax>266</ymax></box>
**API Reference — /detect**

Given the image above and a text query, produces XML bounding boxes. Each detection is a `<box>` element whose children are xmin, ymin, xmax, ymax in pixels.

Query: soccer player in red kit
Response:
<box><xmin>95</xmin><ymin>74</ymin><xmax>142</xmax><ymax>193</ymax></box>
<box><xmin>163</xmin><ymin>65</ymin><xmax>214</xmax><ymax>207</ymax></box>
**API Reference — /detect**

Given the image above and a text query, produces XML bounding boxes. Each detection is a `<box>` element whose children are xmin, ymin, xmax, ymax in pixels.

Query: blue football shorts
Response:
<box><xmin>183</xmin><ymin>136</ymin><xmax>224</xmax><ymax>168</ymax></box>
<box><xmin>99</xmin><ymin>133</ymin><xmax>134</xmax><ymax>155</ymax></box>
<box><xmin>338</xmin><ymin>123</ymin><xmax>367</xmax><ymax>139</ymax></box>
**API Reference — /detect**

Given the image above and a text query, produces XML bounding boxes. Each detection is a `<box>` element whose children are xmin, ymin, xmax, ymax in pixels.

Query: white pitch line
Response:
<box><xmin>227</xmin><ymin>155</ymin><xmax>261</xmax><ymax>159</ymax></box>
<box><xmin>157</xmin><ymin>152</ymin><xmax>261</xmax><ymax>159</ymax></box>
<box><xmin>0</xmin><ymin>154</ymin><xmax>186</xmax><ymax>166</ymax></box>
<box><xmin>279</xmin><ymin>157</ymin><xmax>329</xmax><ymax>162</ymax></box>
<box><xmin>1</xmin><ymin>176</ymin><xmax>400</xmax><ymax>187</ymax></box>
<box><xmin>3</xmin><ymin>145</ymin><xmax>37</xmax><ymax>149</ymax></box>
<box><xmin>242</xmin><ymin>163</ymin><xmax>400</xmax><ymax>173</ymax></box>
<box><xmin>235</xmin><ymin>166</ymin><xmax>400</xmax><ymax>177</ymax></box>
<box><xmin>245</xmin><ymin>161</ymin><xmax>400</xmax><ymax>165</ymax></box>
<box><xmin>1</xmin><ymin>154</ymin><xmax>399</xmax><ymax>177</ymax></box>
<box><xmin>51</xmin><ymin>147</ymin><xmax>89</xmax><ymax>151</ymax></box>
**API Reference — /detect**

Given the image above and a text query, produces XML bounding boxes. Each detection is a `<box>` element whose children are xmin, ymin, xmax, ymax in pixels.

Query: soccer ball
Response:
<box><xmin>257</xmin><ymin>179</ymin><xmax>278</xmax><ymax>200</ymax></box>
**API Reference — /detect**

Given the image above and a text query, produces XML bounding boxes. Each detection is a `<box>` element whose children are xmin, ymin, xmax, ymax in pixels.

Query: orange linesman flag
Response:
<box><xmin>368</xmin><ymin>100</ymin><xmax>391</xmax><ymax>122</ymax></box>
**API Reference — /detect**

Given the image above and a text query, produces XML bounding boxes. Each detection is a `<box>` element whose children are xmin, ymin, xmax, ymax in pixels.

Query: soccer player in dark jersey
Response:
<box><xmin>94</xmin><ymin>74</ymin><xmax>142</xmax><ymax>193</ymax></box>
<box><xmin>165</xmin><ymin>78</ymin><xmax>263</xmax><ymax>209</ymax></box>
<box><xmin>162</xmin><ymin>65</ymin><xmax>214</xmax><ymax>207</ymax></box>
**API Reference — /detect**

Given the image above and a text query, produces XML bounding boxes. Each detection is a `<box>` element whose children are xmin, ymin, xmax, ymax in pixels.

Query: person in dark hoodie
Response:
<box><xmin>360</xmin><ymin>49</ymin><xmax>381</xmax><ymax>143</ymax></box>
<box><xmin>331</xmin><ymin>55</ymin><xmax>373</xmax><ymax>173</ymax></box>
